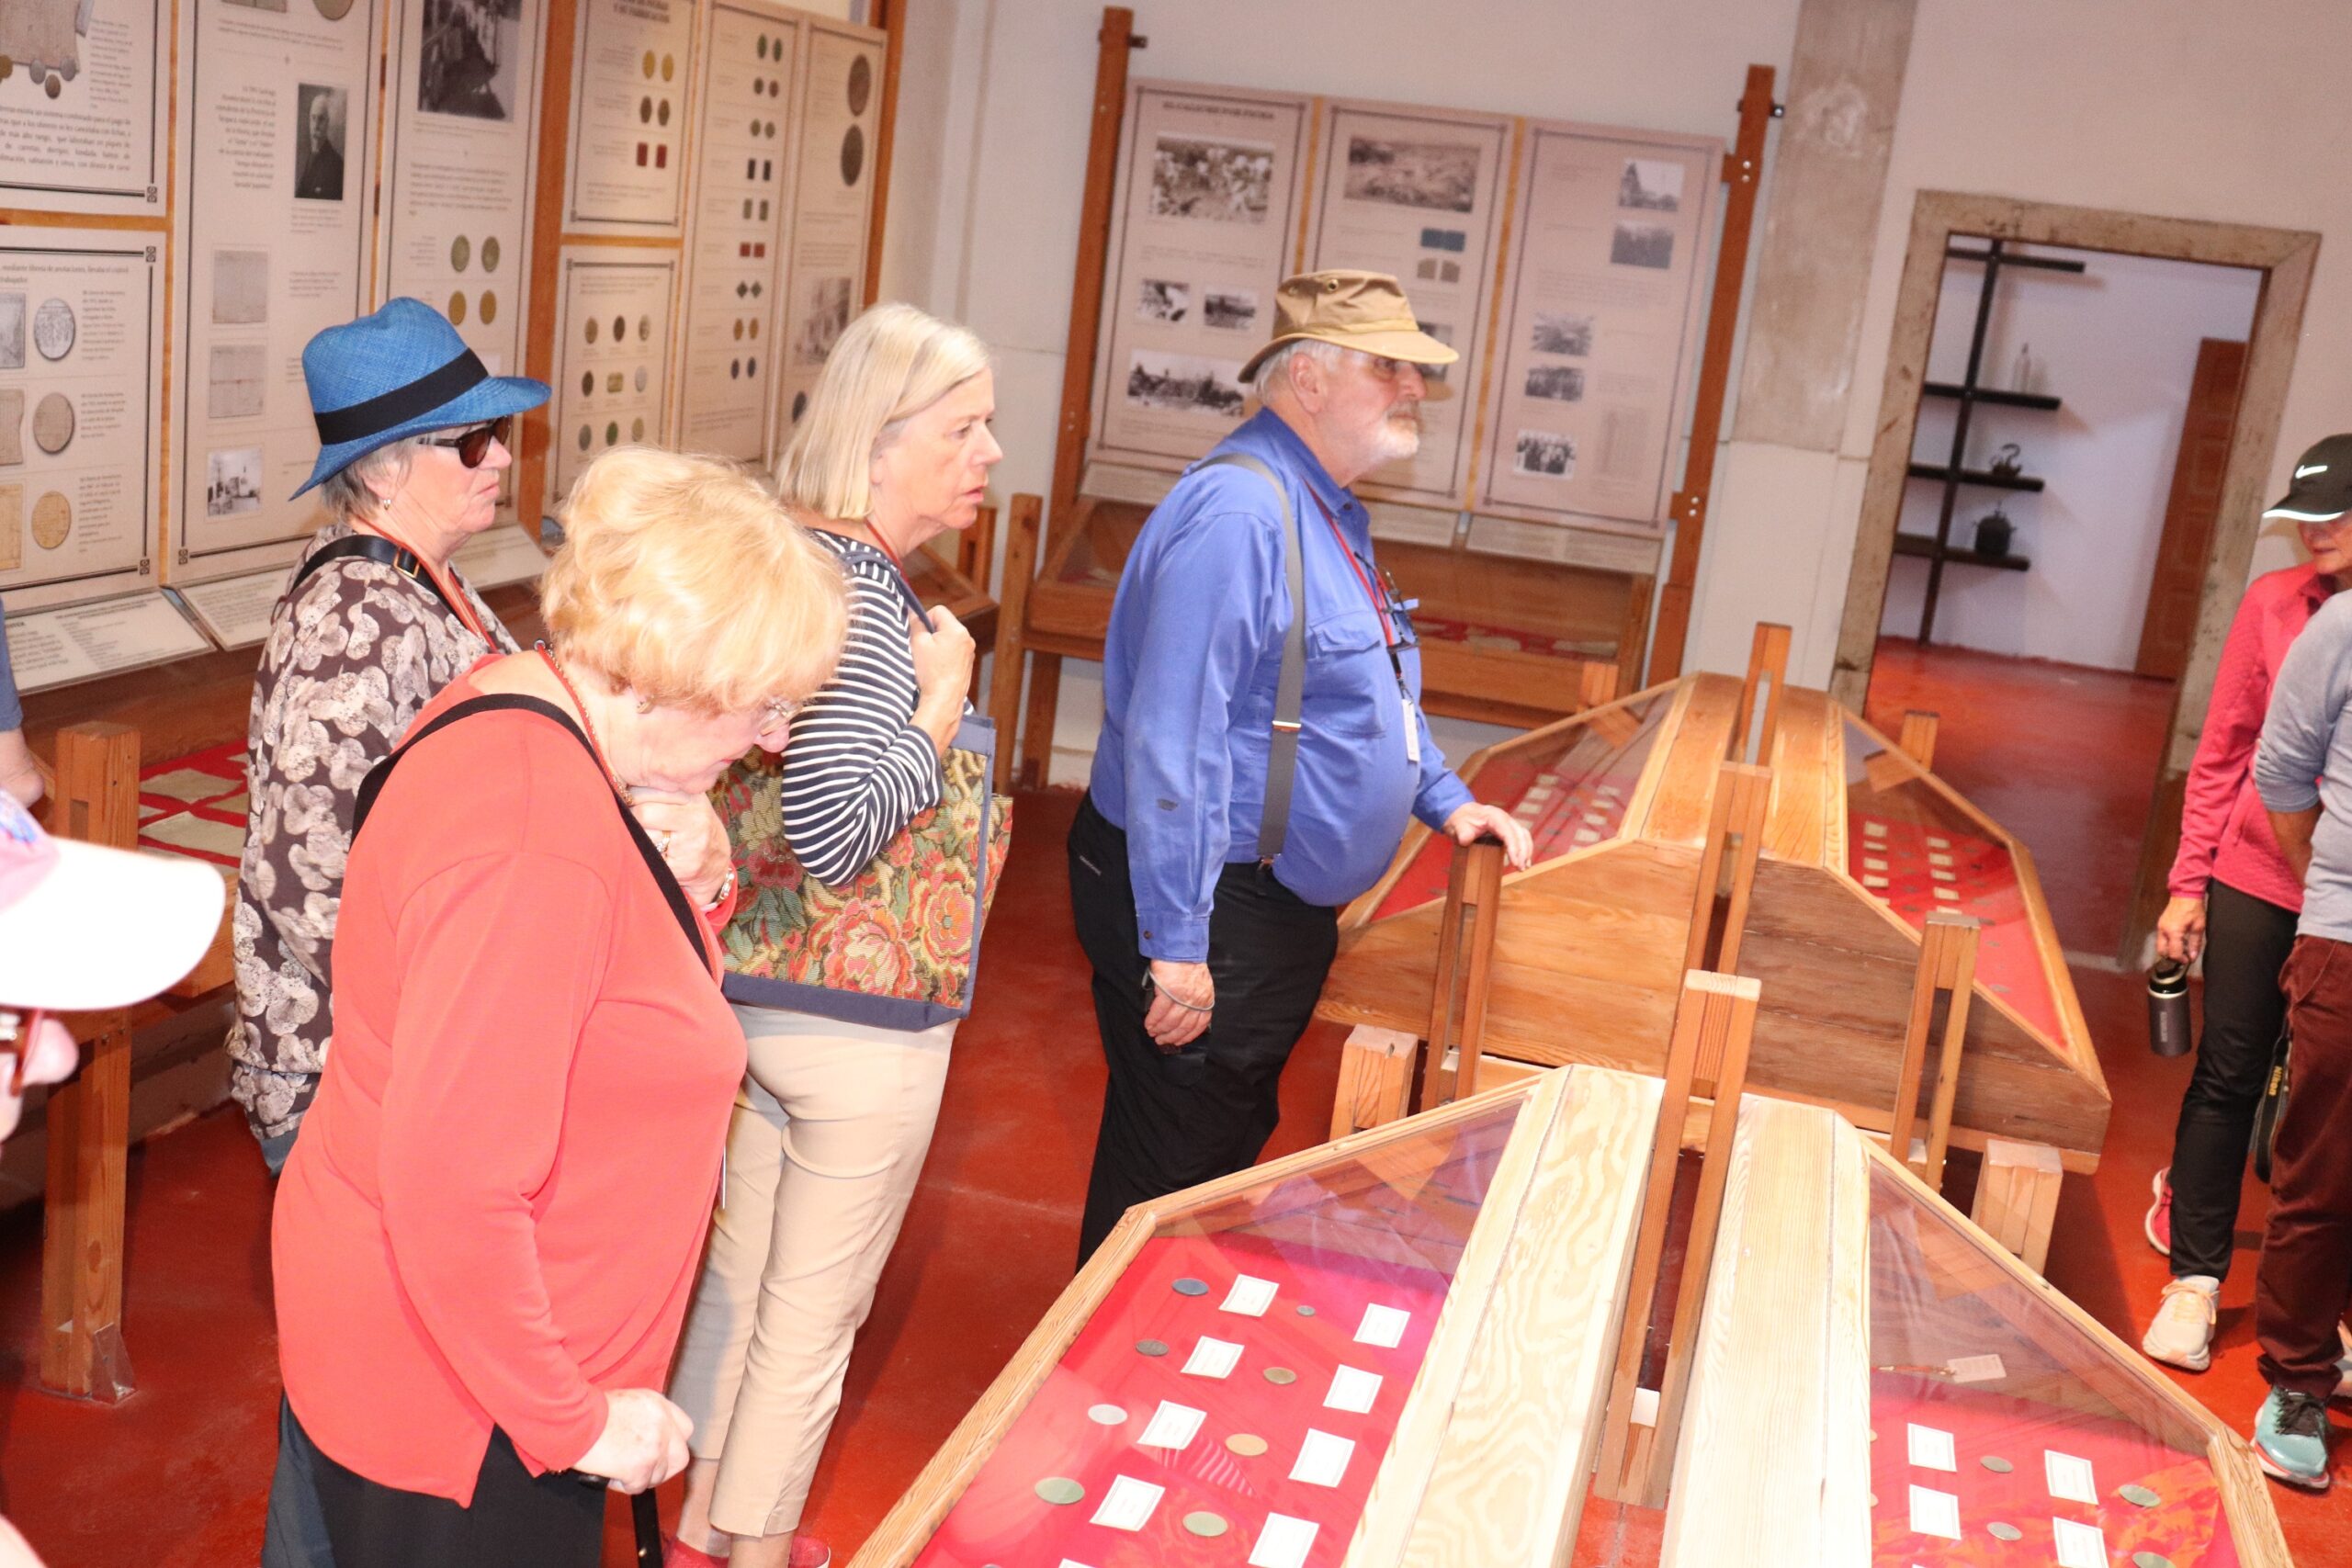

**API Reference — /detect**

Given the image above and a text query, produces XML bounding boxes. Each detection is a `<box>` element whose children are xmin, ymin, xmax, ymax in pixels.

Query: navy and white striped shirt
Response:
<box><xmin>782</xmin><ymin>532</ymin><xmax>943</xmax><ymax>886</ymax></box>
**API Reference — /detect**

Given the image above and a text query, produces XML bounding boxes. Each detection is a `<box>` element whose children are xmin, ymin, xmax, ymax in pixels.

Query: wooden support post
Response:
<box><xmin>1886</xmin><ymin>911</ymin><xmax>1977</xmax><ymax>1190</ymax></box>
<box><xmin>1595</xmin><ymin>970</ymin><xmax>1762</xmax><ymax>1506</ymax></box>
<box><xmin>1329</xmin><ymin>1026</ymin><xmax>1419</xmax><ymax>1140</ymax></box>
<box><xmin>1971</xmin><ymin>1136</ymin><xmax>2064</xmax><ymax>1276</ymax></box>
<box><xmin>1047</xmin><ymin>7</ymin><xmax>1138</xmax><ymax>535</ymax></box>
<box><xmin>861</xmin><ymin>0</ymin><xmax>906</xmax><ymax>307</ymax></box>
<box><xmin>987</xmin><ymin>495</ymin><xmax>1041</xmax><ymax>790</ymax></box>
<box><xmin>1682</xmin><ymin>761</ymin><xmax>1772</xmax><ymax>977</ymax></box>
<box><xmin>1647</xmin><ymin>64</ymin><xmax>1778</xmax><ymax>684</ymax></box>
<box><xmin>38</xmin><ymin>723</ymin><xmax>141</xmax><ymax>1404</ymax></box>
<box><xmin>1579</xmin><ymin>657</ymin><xmax>1622</xmax><ymax>710</ymax></box>
<box><xmin>957</xmin><ymin>503</ymin><xmax>1000</xmax><ymax>705</ymax></box>
<box><xmin>1018</xmin><ymin>655</ymin><xmax>1062</xmax><ymax>790</ymax></box>
<box><xmin>1897</xmin><ymin>709</ymin><xmax>1940</xmax><ymax>770</ymax></box>
<box><xmin>1730</xmin><ymin>622</ymin><xmax>1792</xmax><ymax>766</ymax></box>
<box><xmin>1423</xmin><ymin>839</ymin><xmax>1506</xmax><ymax>1109</ymax></box>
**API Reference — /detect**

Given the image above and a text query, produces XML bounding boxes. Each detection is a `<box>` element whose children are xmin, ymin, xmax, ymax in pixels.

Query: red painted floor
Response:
<box><xmin>1866</xmin><ymin>637</ymin><xmax>2177</xmax><ymax>960</ymax></box>
<box><xmin>4</xmin><ymin>769</ymin><xmax>2347</xmax><ymax>1563</ymax></box>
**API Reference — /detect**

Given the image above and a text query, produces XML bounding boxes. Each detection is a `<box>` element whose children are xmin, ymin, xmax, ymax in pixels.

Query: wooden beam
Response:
<box><xmin>1424</xmin><ymin>839</ymin><xmax>1507</xmax><ymax>1108</ymax></box>
<box><xmin>39</xmin><ymin>723</ymin><xmax>141</xmax><ymax>1403</ymax></box>
<box><xmin>1896</xmin><ymin>708</ymin><xmax>1939</xmax><ymax>770</ymax></box>
<box><xmin>1886</xmin><ymin>910</ymin><xmax>1976</xmax><ymax>1190</ymax></box>
<box><xmin>1046</xmin><ymin>7</ymin><xmax>1137</xmax><ymax>536</ymax></box>
<box><xmin>1329</xmin><ymin>1025</ymin><xmax>1419</xmax><ymax>1140</ymax></box>
<box><xmin>1594</xmin><ymin>970</ymin><xmax>1761</xmax><ymax>1504</ymax></box>
<box><xmin>1970</xmin><ymin>1135</ymin><xmax>2064</xmax><ymax>1275</ymax></box>
<box><xmin>1731</xmin><ymin>621</ymin><xmax>1791</xmax><ymax>766</ymax></box>
<box><xmin>987</xmin><ymin>494</ymin><xmax>1042</xmax><ymax>791</ymax></box>
<box><xmin>862</xmin><ymin>0</ymin><xmax>905</xmax><ymax>306</ymax></box>
<box><xmin>1682</xmin><ymin>761</ymin><xmax>1771</xmax><ymax>977</ymax></box>
<box><xmin>517</xmin><ymin>0</ymin><xmax>584</xmax><ymax>530</ymax></box>
<box><xmin>1647</xmin><ymin>64</ymin><xmax>1777</xmax><ymax>683</ymax></box>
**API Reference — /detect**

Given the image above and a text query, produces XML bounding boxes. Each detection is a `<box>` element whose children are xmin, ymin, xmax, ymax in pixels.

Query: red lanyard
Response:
<box><xmin>365</xmin><ymin>522</ymin><xmax>493</xmax><ymax>645</ymax></box>
<box><xmin>1306</xmin><ymin>492</ymin><xmax>1395</xmax><ymax>648</ymax></box>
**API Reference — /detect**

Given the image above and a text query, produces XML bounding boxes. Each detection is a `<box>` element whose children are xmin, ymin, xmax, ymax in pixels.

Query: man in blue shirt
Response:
<box><xmin>1069</xmin><ymin>270</ymin><xmax>1532</xmax><ymax>1261</ymax></box>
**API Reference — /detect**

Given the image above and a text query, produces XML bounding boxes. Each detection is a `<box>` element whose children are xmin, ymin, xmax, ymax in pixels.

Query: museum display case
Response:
<box><xmin>1665</xmin><ymin>1096</ymin><xmax>2290</xmax><ymax>1567</ymax></box>
<box><xmin>1318</xmin><ymin>667</ymin><xmax>2109</xmax><ymax>1174</ymax></box>
<box><xmin>847</xmin><ymin>1065</ymin><xmax>1661</xmax><ymax>1567</ymax></box>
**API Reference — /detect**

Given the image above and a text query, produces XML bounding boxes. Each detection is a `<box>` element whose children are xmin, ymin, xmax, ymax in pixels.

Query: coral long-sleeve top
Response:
<box><xmin>273</xmin><ymin>672</ymin><xmax>745</xmax><ymax>1504</ymax></box>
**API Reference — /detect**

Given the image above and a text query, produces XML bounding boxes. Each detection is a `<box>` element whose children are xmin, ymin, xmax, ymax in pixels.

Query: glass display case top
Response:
<box><xmin>1369</xmin><ymin>689</ymin><xmax>1670</xmax><ymax>920</ymax></box>
<box><xmin>910</xmin><ymin>1097</ymin><xmax>1524</xmax><ymax>1567</ymax></box>
<box><xmin>1842</xmin><ymin>717</ymin><xmax>2060</xmax><ymax>1043</ymax></box>
<box><xmin>1864</xmin><ymin>1156</ymin><xmax>2236</xmax><ymax>1566</ymax></box>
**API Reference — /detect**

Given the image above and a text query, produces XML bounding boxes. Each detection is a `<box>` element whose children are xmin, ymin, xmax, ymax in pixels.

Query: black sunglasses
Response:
<box><xmin>421</xmin><ymin>415</ymin><xmax>514</xmax><ymax>468</ymax></box>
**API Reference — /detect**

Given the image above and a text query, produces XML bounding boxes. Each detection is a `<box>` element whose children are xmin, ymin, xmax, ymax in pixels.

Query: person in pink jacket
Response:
<box><xmin>2143</xmin><ymin>434</ymin><xmax>2352</xmax><ymax>1371</ymax></box>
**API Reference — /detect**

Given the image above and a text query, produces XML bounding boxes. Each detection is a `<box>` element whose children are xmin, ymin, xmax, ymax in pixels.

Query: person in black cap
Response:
<box><xmin>2140</xmin><ymin>434</ymin><xmax>2352</xmax><ymax>1385</ymax></box>
<box><xmin>2240</xmin><ymin>434</ymin><xmax>2352</xmax><ymax>1488</ymax></box>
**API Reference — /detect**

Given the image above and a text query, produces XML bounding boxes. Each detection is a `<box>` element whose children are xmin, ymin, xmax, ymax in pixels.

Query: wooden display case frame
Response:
<box><xmin>848</xmin><ymin>1063</ymin><xmax>1664</xmax><ymax>1568</ymax></box>
<box><xmin>1317</xmin><ymin>650</ymin><xmax>2109</xmax><ymax>1222</ymax></box>
<box><xmin>1664</xmin><ymin>1095</ymin><xmax>2290</xmax><ymax>1567</ymax></box>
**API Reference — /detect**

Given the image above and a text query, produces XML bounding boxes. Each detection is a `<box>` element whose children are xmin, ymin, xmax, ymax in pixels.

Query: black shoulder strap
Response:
<box><xmin>1195</xmin><ymin>452</ymin><xmax>1306</xmax><ymax>862</ymax></box>
<box><xmin>353</xmin><ymin>694</ymin><xmax>707</xmax><ymax>967</ymax></box>
<box><xmin>290</xmin><ymin>534</ymin><xmax>463</xmax><ymax>623</ymax></box>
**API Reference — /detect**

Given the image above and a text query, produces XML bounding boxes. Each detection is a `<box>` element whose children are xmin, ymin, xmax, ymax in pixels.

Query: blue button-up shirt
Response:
<box><xmin>1090</xmin><ymin>409</ymin><xmax>1474</xmax><ymax>961</ymax></box>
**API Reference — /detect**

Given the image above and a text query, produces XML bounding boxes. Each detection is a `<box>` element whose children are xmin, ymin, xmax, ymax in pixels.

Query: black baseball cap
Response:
<box><xmin>2265</xmin><ymin>434</ymin><xmax>2352</xmax><ymax>524</ymax></box>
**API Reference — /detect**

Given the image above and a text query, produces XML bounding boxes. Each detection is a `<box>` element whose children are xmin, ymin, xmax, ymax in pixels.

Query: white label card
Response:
<box><xmin>1221</xmin><ymin>1275</ymin><xmax>1278</xmax><ymax>1316</ymax></box>
<box><xmin>1290</xmin><ymin>1428</ymin><xmax>1356</xmax><ymax>1488</ymax></box>
<box><xmin>1089</xmin><ymin>1475</ymin><xmax>1164</xmax><ymax>1532</ymax></box>
<box><xmin>2044</xmin><ymin>1450</ymin><xmax>2098</xmax><ymax>1506</ymax></box>
<box><xmin>1182</xmin><ymin>1336</ymin><xmax>1243</xmax><ymax>1380</ymax></box>
<box><xmin>1325</xmin><ymin>1365</ymin><xmax>1383</xmax><ymax>1414</ymax></box>
<box><xmin>1946</xmin><ymin>1354</ymin><xmax>2007</xmax><ymax>1383</ymax></box>
<box><xmin>1057</xmin><ymin>1561</ymin><xmax>1099</xmax><ymax>1568</ymax></box>
<box><xmin>2052</xmin><ymin>1517</ymin><xmax>2107</xmax><ymax>1568</ymax></box>
<box><xmin>1249</xmin><ymin>1512</ymin><xmax>1320</xmax><ymax>1568</ymax></box>
<box><xmin>1355</xmin><ymin>1303</ymin><xmax>1411</xmax><ymax>1348</ymax></box>
<box><xmin>1905</xmin><ymin>1425</ymin><xmax>1956</xmax><ymax>1472</ymax></box>
<box><xmin>1136</xmin><ymin>1400</ymin><xmax>1204</xmax><ymax>1452</ymax></box>
<box><xmin>1907</xmin><ymin>1485</ymin><xmax>1962</xmax><ymax>1541</ymax></box>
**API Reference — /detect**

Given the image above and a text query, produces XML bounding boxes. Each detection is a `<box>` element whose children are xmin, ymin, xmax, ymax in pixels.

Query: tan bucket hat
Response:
<box><xmin>1238</xmin><ymin>269</ymin><xmax>1460</xmax><ymax>382</ymax></box>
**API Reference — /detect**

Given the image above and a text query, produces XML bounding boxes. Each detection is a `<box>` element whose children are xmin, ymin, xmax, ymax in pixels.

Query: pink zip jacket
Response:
<box><xmin>2170</xmin><ymin>563</ymin><xmax>2336</xmax><ymax>911</ymax></box>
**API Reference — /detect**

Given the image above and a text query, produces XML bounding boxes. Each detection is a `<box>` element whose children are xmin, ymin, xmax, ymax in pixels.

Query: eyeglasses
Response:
<box><xmin>421</xmin><ymin>415</ymin><xmax>514</xmax><ymax>468</ymax></box>
<box><xmin>759</xmin><ymin>694</ymin><xmax>803</xmax><ymax>732</ymax></box>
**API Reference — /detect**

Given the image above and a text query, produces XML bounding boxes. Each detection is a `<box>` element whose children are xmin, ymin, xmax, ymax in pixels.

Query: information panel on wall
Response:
<box><xmin>563</xmin><ymin>0</ymin><xmax>695</xmax><ymax>235</ymax></box>
<box><xmin>771</xmin><ymin>16</ymin><xmax>883</xmax><ymax>451</ymax></box>
<box><xmin>1306</xmin><ymin>99</ymin><xmax>1510</xmax><ymax>511</ymax></box>
<box><xmin>173</xmin><ymin>0</ymin><xmax>383</xmax><ymax>578</ymax></box>
<box><xmin>379</xmin><ymin>0</ymin><xmax>545</xmax><ymax>381</ymax></box>
<box><xmin>550</xmin><ymin>246</ymin><xmax>677</xmax><ymax>496</ymax></box>
<box><xmin>0</xmin><ymin>0</ymin><xmax>168</xmax><ymax>216</ymax></box>
<box><xmin>0</xmin><ymin>230</ymin><xmax>166</xmax><ymax>612</ymax></box>
<box><xmin>1086</xmin><ymin>82</ymin><xmax>1313</xmax><ymax>479</ymax></box>
<box><xmin>673</xmin><ymin>0</ymin><xmax>801</xmax><ymax>463</ymax></box>
<box><xmin>1476</xmin><ymin>119</ymin><xmax>1717</xmax><ymax>536</ymax></box>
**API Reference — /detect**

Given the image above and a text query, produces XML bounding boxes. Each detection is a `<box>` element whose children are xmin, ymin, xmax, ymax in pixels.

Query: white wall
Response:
<box><xmin>1877</xmin><ymin>247</ymin><xmax>2260</xmax><ymax>669</ymax></box>
<box><xmin>1726</xmin><ymin>0</ymin><xmax>2351</xmax><ymax>688</ymax></box>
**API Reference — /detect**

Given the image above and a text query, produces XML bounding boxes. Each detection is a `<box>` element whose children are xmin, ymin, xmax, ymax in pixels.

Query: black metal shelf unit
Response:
<box><xmin>1901</xmin><ymin>240</ymin><xmax>2080</xmax><ymax>641</ymax></box>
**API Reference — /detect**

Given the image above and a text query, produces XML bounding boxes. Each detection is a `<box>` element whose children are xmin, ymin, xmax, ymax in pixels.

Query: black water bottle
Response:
<box><xmin>2148</xmin><ymin>960</ymin><xmax>2192</xmax><ymax>1057</ymax></box>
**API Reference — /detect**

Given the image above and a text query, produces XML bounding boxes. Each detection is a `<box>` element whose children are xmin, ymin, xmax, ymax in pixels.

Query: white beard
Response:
<box><xmin>1368</xmin><ymin>406</ymin><xmax>1422</xmax><ymax>467</ymax></box>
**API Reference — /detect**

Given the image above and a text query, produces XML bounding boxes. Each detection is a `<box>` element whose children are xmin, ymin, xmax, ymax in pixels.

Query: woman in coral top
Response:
<box><xmin>2142</xmin><ymin>434</ymin><xmax>2352</xmax><ymax>1375</ymax></box>
<box><xmin>265</xmin><ymin>449</ymin><xmax>846</xmax><ymax>1568</ymax></box>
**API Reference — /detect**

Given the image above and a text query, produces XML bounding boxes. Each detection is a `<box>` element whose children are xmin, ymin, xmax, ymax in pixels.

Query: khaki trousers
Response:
<box><xmin>669</xmin><ymin>1002</ymin><xmax>954</xmax><ymax>1537</ymax></box>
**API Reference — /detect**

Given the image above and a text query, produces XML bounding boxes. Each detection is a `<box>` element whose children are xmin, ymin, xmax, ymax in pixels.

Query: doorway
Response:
<box><xmin>1830</xmin><ymin>192</ymin><xmax>2318</xmax><ymax>964</ymax></box>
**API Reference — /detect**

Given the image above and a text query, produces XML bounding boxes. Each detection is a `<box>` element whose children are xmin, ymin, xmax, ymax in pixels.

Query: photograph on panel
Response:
<box><xmin>1150</xmin><ymin>135</ymin><xmax>1273</xmax><ymax>225</ymax></box>
<box><xmin>419</xmin><ymin>0</ymin><xmax>523</xmax><ymax>121</ymax></box>
<box><xmin>1125</xmin><ymin>349</ymin><xmax>1247</xmax><ymax>418</ymax></box>
<box><xmin>1343</xmin><ymin>136</ymin><xmax>1477</xmax><ymax>213</ymax></box>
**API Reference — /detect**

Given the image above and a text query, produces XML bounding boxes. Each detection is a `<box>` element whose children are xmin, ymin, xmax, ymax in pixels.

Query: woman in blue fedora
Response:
<box><xmin>236</xmin><ymin>301</ymin><xmax>730</xmax><ymax>1568</ymax></box>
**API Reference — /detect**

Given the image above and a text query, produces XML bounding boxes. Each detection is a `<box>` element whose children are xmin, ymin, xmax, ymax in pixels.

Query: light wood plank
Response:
<box><xmin>1332</xmin><ymin>1025</ymin><xmax>1420</xmax><ymax>1138</ymax></box>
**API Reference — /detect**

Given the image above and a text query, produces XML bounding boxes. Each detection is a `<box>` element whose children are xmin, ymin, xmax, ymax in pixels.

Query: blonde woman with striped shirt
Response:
<box><xmin>665</xmin><ymin>303</ymin><xmax>1001</xmax><ymax>1568</ymax></box>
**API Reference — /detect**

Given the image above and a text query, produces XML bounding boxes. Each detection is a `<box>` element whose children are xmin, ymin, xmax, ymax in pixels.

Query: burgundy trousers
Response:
<box><xmin>2256</xmin><ymin>933</ymin><xmax>2352</xmax><ymax>1398</ymax></box>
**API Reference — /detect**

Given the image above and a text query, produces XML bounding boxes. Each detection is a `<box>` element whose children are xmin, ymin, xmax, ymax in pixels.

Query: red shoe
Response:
<box><xmin>788</xmin><ymin>1534</ymin><xmax>831</xmax><ymax>1568</ymax></box>
<box><xmin>2144</xmin><ymin>1167</ymin><xmax>2172</xmax><ymax>1257</ymax></box>
<box><xmin>663</xmin><ymin>1540</ymin><xmax>729</xmax><ymax>1568</ymax></box>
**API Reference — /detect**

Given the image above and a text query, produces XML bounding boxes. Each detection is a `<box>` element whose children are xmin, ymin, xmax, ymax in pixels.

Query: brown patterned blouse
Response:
<box><xmin>227</xmin><ymin>522</ymin><xmax>517</xmax><ymax>1144</ymax></box>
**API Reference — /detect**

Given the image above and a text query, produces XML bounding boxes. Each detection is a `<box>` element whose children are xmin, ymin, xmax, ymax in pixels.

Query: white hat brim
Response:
<box><xmin>0</xmin><ymin>840</ymin><xmax>226</xmax><ymax>1012</ymax></box>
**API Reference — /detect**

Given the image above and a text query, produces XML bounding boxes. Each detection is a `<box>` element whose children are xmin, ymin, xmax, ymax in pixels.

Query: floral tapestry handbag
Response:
<box><xmin>713</xmin><ymin>570</ymin><xmax>1013</xmax><ymax>1031</ymax></box>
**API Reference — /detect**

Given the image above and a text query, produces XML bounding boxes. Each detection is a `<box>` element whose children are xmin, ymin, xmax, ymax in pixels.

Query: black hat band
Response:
<box><xmin>312</xmin><ymin>347</ymin><xmax>490</xmax><ymax>447</ymax></box>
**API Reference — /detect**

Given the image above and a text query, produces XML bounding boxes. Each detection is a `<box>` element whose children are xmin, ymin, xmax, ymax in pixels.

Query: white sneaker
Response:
<box><xmin>2143</xmin><ymin>1276</ymin><xmax>2220</xmax><ymax>1372</ymax></box>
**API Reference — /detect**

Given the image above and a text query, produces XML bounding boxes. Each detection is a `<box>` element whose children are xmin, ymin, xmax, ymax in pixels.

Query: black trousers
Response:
<box><xmin>1070</xmin><ymin>794</ymin><xmax>1339</xmax><ymax>1264</ymax></box>
<box><xmin>2165</xmin><ymin>877</ymin><xmax>2300</xmax><ymax>1280</ymax></box>
<box><xmin>270</xmin><ymin>1399</ymin><xmax>605</xmax><ymax>1568</ymax></box>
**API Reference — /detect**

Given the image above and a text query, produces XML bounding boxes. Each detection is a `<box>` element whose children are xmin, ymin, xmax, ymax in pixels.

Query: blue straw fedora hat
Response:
<box><xmin>290</xmin><ymin>298</ymin><xmax>549</xmax><ymax>500</ymax></box>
